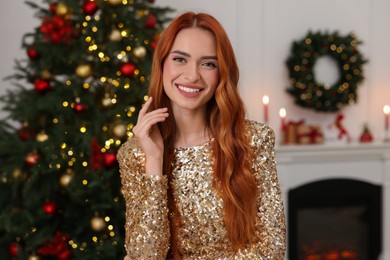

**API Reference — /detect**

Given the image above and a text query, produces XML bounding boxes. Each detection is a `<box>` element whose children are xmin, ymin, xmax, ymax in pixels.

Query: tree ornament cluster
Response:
<box><xmin>286</xmin><ymin>31</ymin><xmax>367</xmax><ymax>112</ymax></box>
<box><xmin>0</xmin><ymin>0</ymin><xmax>173</xmax><ymax>258</ymax></box>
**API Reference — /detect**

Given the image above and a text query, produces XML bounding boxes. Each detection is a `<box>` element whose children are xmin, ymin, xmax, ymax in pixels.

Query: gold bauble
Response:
<box><xmin>107</xmin><ymin>0</ymin><xmax>122</xmax><ymax>5</ymax></box>
<box><xmin>28</xmin><ymin>254</ymin><xmax>41</xmax><ymax>260</ymax></box>
<box><xmin>102</xmin><ymin>96</ymin><xmax>113</xmax><ymax>107</ymax></box>
<box><xmin>91</xmin><ymin>216</ymin><xmax>106</xmax><ymax>231</ymax></box>
<box><xmin>36</xmin><ymin>131</ymin><xmax>48</xmax><ymax>142</ymax></box>
<box><xmin>41</xmin><ymin>70</ymin><xmax>53</xmax><ymax>80</ymax></box>
<box><xmin>133</xmin><ymin>46</ymin><xmax>147</xmax><ymax>59</ymax></box>
<box><xmin>109</xmin><ymin>29</ymin><xmax>122</xmax><ymax>41</ymax></box>
<box><xmin>75</xmin><ymin>64</ymin><xmax>92</xmax><ymax>78</ymax></box>
<box><xmin>12</xmin><ymin>168</ymin><xmax>22</xmax><ymax>179</ymax></box>
<box><xmin>111</xmin><ymin>121</ymin><xmax>127</xmax><ymax>138</ymax></box>
<box><xmin>60</xmin><ymin>173</ymin><xmax>73</xmax><ymax>187</ymax></box>
<box><xmin>56</xmin><ymin>2</ymin><xmax>71</xmax><ymax>17</ymax></box>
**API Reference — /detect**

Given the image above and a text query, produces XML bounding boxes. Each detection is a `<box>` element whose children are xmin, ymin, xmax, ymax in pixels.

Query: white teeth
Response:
<box><xmin>178</xmin><ymin>85</ymin><xmax>200</xmax><ymax>93</ymax></box>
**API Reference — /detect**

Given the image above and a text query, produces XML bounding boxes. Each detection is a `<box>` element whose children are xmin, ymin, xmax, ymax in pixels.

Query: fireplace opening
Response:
<box><xmin>288</xmin><ymin>178</ymin><xmax>381</xmax><ymax>260</ymax></box>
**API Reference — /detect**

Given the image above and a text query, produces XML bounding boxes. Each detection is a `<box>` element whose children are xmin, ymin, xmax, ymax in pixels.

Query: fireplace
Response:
<box><xmin>288</xmin><ymin>178</ymin><xmax>381</xmax><ymax>260</ymax></box>
<box><xmin>275</xmin><ymin>143</ymin><xmax>390</xmax><ymax>260</ymax></box>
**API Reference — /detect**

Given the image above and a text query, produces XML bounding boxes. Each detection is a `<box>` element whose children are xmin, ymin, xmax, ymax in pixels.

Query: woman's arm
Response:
<box><xmin>117</xmin><ymin>139</ymin><xmax>170</xmax><ymax>259</ymax></box>
<box><xmin>238</xmin><ymin>121</ymin><xmax>286</xmax><ymax>259</ymax></box>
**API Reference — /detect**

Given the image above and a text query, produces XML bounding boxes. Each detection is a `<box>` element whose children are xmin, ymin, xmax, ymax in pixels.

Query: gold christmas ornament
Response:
<box><xmin>28</xmin><ymin>254</ymin><xmax>41</xmax><ymax>260</ymax></box>
<box><xmin>109</xmin><ymin>29</ymin><xmax>122</xmax><ymax>41</ymax></box>
<box><xmin>12</xmin><ymin>168</ymin><xmax>22</xmax><ymax>179</ymax></box>
<box><xmin>75</xmin><ymin>64</ymin><xmax>92</xmax><ymax>78</ymax></box>
<box><xmin>111</xmin><ymin>121</ymin><xmax>127</xmax><ymax>138</ymax></box>
<box><xmin>133</xmin><ymin>46</ymin><xmax>147</xmax><ymax>58</ymax></box>
<box><xmin>41</xmin><ymin>70</ymin><xmax>53</xmax><ymax>80</ymax></box>
<box><xmin>107</xmin><ymin>0</ymin><xmax>122</xmax><ymax>6</ymax></box>
<box><xmin>36</xmin><ymin>131</ymin><xmax>49</xmax><ymax>142</ymax></box>
<box><xmin>60</xmin><ymin>172</ymin><xmax>73</xmax><ymax>187</ymax></box>
<box><xmin>91</xmin><ymin>216</ymin><xmax>106</xmax><ymax>231</ymax></box>
<box><xmin>56</xmin><ymin>2</ymin><xmax>71</xmax><ymax>17</ymax></box>
<box><xmin>101</xmin><ymin>95</ymin><xmax>113</xmax><ymax>107</ymax></box>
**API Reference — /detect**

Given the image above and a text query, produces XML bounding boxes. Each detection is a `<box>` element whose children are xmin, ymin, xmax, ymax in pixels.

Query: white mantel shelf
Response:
<box><xmin>275</xmin><ymin>142</ymin><xmax>390</xmax><ymax>260</ymax></box>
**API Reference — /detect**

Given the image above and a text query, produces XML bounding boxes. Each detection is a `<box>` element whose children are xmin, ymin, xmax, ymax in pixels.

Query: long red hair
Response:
<box><xmin>147</xmin><ymin>12</ymin><xmax>257</xmax><ymax>255</ymax></box>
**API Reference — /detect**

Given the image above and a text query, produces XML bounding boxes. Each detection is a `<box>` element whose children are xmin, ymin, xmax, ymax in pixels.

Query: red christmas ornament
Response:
<box><xmin>37</xmin><ymin>231</ymin><xmax>71</xmax><ymax>259</ymax></box>
<box><xmin>9</xmin><ymin>242</ymin><xmax>18</xmax><ymax>257</ymax></box>
<box><xmin>25</xmin><ymin>151</ymin><xmax>40</xmax><ymax>167</ymax></box>
<box><xmin>145</xmin><ymin>13</ymin><xmax>157</xmax><ymax>28</ymax></box>
<box><xmin>27</xmin><ymin>47</ymin><xmax>40</xmax><ymax>60</ymax></box>
<box><xmin>74</xmin><ymin>103</ymin><xmax>87</xmax><ymax>113</ymax></box>
<box><xmin>17</xmin><ymin>126</ymin><xmax>35</xmax><ymax>140</ymax></box>
<box><xmin>90</xmin><ymin>139</ymin><xmax>104</xmax><ymax>170</ymax></box>
<box><xmin>359</xmin><ymin>124</ymin><xmax>374</xmax><ymax>143</ymax></box>
<box><xmin>40</xmin><ymin>15</ymin><xmax>73</xmax><ymax>44</ymax></box>
<box><xmin>103</xmin><ymin>152</ymin><xmax>117</xmax><ymax>167</ymax></box>
<box><xmin>42</xmin><ymin>201</ymin><xmax>57</xmax><ymax>215</ymax></box>
<box><xmin>82</xmin><ymin>0</ymin><xmax>98</xmax><ymax>16</ymax></box>
<box><xmin>34</xmin><ymin>79</ymin><xmax>51</xmax><ymax>93</ymax></box>
<box><xmin>57</xmin><ymin>249</ymin><xmax>72</xmax><ymax>260</ymax></box>
<box><xmin>120</xmin><ymin>63</ymin><xmax>136</xmax><ymax>77</ymax></box>
<box><xmin>49</xmin><ymin>4</ymin><xmax>57</xmax><ymax>13</ymax></box>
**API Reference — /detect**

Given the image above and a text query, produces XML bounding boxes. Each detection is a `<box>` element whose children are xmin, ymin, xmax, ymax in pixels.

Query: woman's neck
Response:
<box><xmin>173</xmin><ymin>108</ymin><xmax>211</xmax><ymax>148</ymax></box>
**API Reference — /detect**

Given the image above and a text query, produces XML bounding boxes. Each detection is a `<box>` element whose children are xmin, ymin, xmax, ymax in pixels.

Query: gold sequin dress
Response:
<box><xmin>117</xmin><ymin>120</ymin><xmax>286</xmax><ymax>259</ymax></box>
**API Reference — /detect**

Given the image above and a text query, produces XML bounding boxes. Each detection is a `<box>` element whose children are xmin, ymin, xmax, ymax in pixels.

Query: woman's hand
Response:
<box><xmin>124</xmin><ymin>256</ymin><xmax>130</xmax><ymax>260</ymax></box>
<box><xmin>132</xmin><ymin>97</ymin><xmax>169</xmax><ymax>176</ymax></box>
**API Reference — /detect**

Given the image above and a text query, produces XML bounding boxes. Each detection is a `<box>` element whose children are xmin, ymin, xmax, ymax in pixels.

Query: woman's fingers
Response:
<box><xmin>138</xmin><ymin>96</ymin><xmax>153</xmax><ymax>120</ymax></box>
<box><xmin>133</xmin><ymin>111</ymin><xmax>169</xmax><ymax>138</ymax></box>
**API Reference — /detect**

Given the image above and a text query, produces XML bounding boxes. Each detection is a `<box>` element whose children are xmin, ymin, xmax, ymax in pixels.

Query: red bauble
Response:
<box><xmin>9</xmin><ymin>242</ymin><xmax>18</xmax><ymax>257</ymax></box>
<box><xmin>145</xmin><ymin>14</ymin><xmax>157</xmax><ymax>28</ymax></box>
<box><xmin>17</xmin><ymin>126</ymin><xmax>35</xmax><ymax>140</ymax></box>
<box><xmin>120</xmin><ymin>63</ymin><xmax>136</xmax><ymax>77</ymax></box>
<box><xmin>82</xmin><ymin>0</ymin><xmax>98</xmax><ymax>16</ymax></box>
<box><xmin>57</xmin><ymin>249</ymin><xmax>72</xmax><ymax>260</ymax></box>
<box><xmin>359</xmin><ymin>125</ymin><xmax>374</xmax><ymax>143</ymax></box>
<box><xmin>74</xmin><ymin>103</ymin><xmax>87</xmax><ymax>113</ymax></box>
<box><xmin>27</xmin><ymin>47</ymin><xmax>40</xmax><ymax>60</ymax></box>
<box><xmin>34</xmin><ymin>79</ymin><xmax>50</xmax><ymax>93</ymax></box>
<box><xmin>49</xmin><ymin>4</ymin><xmax>57</xmax><ymax>13</ymax></box>
<box><xmin>42</xmin><ymin>201</ymin><xmax>57</xmax><ymax>215</ymax></box>
<box><xmin>25</xmin><ymin>151</ymin><xmax>40</xmax><ymax>167</ymax></box>
<box><xmin>103</xmin><ymin>152</ymin><xmax>117</xmax><ymax>167</ymax></box>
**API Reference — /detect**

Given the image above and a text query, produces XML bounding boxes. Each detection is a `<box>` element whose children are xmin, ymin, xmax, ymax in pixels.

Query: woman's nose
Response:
<box><xmin>183</xmin><ymin>63</ymin><xmax>200</xmax><ymax>82</ymax></box>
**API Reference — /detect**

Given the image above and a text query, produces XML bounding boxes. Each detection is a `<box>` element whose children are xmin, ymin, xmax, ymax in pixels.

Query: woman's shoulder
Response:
<box><xmin>244</xmin><ymin>119</ymin><xmax>276</xmax><ymax>148</ymax></box>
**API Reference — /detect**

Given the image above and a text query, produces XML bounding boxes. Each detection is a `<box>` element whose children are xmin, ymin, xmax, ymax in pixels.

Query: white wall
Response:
<box><xmin>1</xmin><ymin>0</ymin><xmax>389</xmax><ymax>143</ymax></box>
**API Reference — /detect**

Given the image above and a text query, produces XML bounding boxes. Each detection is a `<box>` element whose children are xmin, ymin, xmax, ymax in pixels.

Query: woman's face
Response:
<box><xmin>163</xmin><ymin>27</ymin><xmax>219</xmax><ymax>113</ymax></box>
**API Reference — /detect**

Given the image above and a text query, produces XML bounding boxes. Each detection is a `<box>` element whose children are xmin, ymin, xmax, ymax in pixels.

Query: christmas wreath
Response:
<box><xmin>286</xmin><ymin>31</ymin><xmax>367</xmax><ymax>112</ymax></box>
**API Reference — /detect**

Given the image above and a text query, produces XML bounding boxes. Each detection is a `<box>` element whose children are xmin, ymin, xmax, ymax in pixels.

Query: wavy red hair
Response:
<box><xmin>147</xmin><ymin>12</ymin><xmax>257</xmax><ymax>255</ymax></box>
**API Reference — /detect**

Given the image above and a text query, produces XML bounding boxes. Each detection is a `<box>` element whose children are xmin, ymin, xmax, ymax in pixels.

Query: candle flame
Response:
<box><xmin>262</xmin><ymin>95</ymin><xmax>269</xmax><ymax>105</ymax></box>
<box><xmin>279</xmin><ymin>108</ymin><xmax>286</xmax><ymax>118</ymax></box>
<box><xmin>384</xmin><ymin>105</ymin><xmax>390</xmax><ymax>114</ymax></box>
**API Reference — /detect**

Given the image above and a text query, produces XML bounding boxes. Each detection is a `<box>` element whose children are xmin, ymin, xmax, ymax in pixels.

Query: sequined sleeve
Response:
<box><xmin>117</xmin><ymin>138</ymin><xmax>170</xmax><ymax>259</ymax></box>
<box><xmin>239</xmin><ymin>121</ymin><xmax>286</xmax><ymax>259</ymax></box>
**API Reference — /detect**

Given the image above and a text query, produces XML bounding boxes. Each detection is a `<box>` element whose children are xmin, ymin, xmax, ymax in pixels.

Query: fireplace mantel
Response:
<box><xmin>275</xmin><ymin>143</ymin><xmax>390</xmax><ymax>260</ymax></box>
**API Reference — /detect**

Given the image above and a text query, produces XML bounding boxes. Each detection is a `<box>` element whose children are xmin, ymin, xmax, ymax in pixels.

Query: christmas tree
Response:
<box><xmin>0</xmin><ymin>0</ymin><xmax>172</xmax><ymax>259</ymax></box>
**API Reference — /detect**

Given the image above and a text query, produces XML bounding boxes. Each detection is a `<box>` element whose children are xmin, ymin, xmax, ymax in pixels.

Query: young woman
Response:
<box><xmin>117</xmin><ymin>12</ymin><xmax>286</xmax><ymax>259</ymax></box>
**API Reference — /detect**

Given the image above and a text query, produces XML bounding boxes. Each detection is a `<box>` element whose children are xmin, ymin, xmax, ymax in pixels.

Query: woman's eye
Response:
<box><xmin>173</xmin><ymin>57</ymin><xmax>186</xmax><ymax>63</ymax></box>
<box><xmin>202</xmin><ymin>62</ymin><xmax>217</xmax><ymax>68</ymax></box>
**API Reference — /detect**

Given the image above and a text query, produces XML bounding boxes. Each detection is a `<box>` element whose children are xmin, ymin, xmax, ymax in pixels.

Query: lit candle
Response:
<box><xmin>262</xmin><ymin>95</ymin><xmax>269</xmax><ymax>123</ymax></box>
<box><xmin>384</xmin><ymin>105</ymin><xmax>390</xmax><ymax>131</ymax></box>
<box><xmin>279</xmin><ymin>108</ymin><xmax>286</xmax><ymax>130</ymax></box>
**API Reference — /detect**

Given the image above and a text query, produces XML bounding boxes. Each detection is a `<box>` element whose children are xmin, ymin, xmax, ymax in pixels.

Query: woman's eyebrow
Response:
<box><xmin>170</xmin><ymin>50</ymin><xmax>217</xmax><ymax>60</ymax></box>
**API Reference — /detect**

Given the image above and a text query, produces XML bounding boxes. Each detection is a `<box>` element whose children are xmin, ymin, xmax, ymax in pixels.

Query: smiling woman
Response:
<box><xmin>117</xmin><ymin>12</ymin><xmax>286</xmax><ymax>259</ymax></box>
<box><xmin>163</xmin><ymin>27</ymin><xmax>219</xmax><ymax>116</ymax></box>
